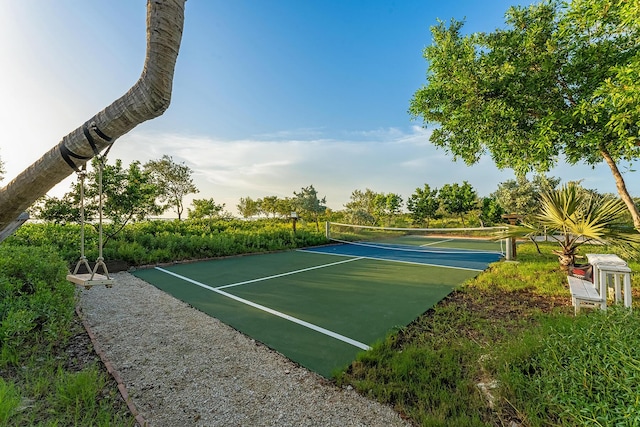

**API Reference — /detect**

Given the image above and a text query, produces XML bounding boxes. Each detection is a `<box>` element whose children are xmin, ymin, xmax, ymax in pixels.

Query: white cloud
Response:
<box><xmin>4</xmin><ymin>124</ymin><xmax>638</xmax><ymax>218</ymax></box>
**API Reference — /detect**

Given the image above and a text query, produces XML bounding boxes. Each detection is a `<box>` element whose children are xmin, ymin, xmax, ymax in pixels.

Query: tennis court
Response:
<box><xmin>132</xmin><ymin>231</ymin><xmax>504</xmax><ymax>378</ymax></box>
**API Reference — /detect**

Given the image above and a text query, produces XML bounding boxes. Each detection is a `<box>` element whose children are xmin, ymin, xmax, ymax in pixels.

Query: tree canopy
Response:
<box><xmin>188</xmin><ymin>198</ymin><xmax>226</xmax><ymax>220</ymax></box>
<box><xmin>491</xmin><ymin>175</ymin><xmax>560</xmax><ymax>220</ymax></box>
<box><xmin>144</xmin><ymin>155</ymin><xmax>198</xmax><ymax>220</ymax></box>
<box><xmin>293</xmin><ymin>185</ymin><xmax>326</xmax><ymax>231</ymax></box>
<box><xmin>409</xmin><ymin>0</ymin><xmax>640</xmax><ymax>228</ymax></box>
<box><xmin>438</xmin><ymin>181</ymin><xmax>477</xmax><ymax>226</ymax></box>
<box><xmin>406</xmin><ymin>184</ymin><xmax>440</xmax><ymax>227</ymax></box>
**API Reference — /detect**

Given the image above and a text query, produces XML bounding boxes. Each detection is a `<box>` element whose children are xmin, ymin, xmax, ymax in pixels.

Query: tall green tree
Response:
<box><xmin>0</xmin><ymin>153</ymin><xmax>4</xmax><ymax>182</ymax></box>
<box><xmin>260</xmin><ymin>196</ymin><xmax>280</xmax><ymax>218</ymax></box>
<box><xmin>32</xmin><ymin>191</ymin><xmax>83</xmax><ymax>225</ymax></box>
<box><xmin>293</xmin><ymin>185</ymin><xmax>327</xmax><ymax>231</ymax></box>
<box><xmin>237</xmin><ymin>197</ymin><xmax>260</xmax><ymax>219</ymax></box>
<box><xmin>491</xmin><ymin>175</ymin><xmax>560</xmax><ymax>221</ymax></box>
<box><xmin>188</xmin><ymin>198</ymin><xmax>226</xmax><ymax>220</ymax></box>
<box><xmin>144</xmin><ymin>155</ymin><xmax>198</xmax><ymax>220</ymax></box>
<box><xmin>478</xmin><ymin>197</ymin><xmax>504</xmax><ymax>227</ymax></box>
<box><xmin>344</xmin><ymin>188</ymin><xmax>381</xmax><ymax>225</ymax></box>
<box><xmin>275</xmin><ymin>197</ymin><xmax>295</xmax><ymax>218</ymax></box>
<box><xmin>407</xmin><ymin>184</ymin><xmax>440</xmax><ymax>227</ymax></box>
<box><xmin>90</xmin><ymin>158</ymin><xmax>164</xmax><ymax>243</ymax></box>
<box><xmin>409</xmin><ymin>0</ymin><xmax>640</xmax><ymax>229</ymax></box>
<box><xmin>438</xmin><ymin>181</ymin><xmax>477</xmax><ymax>226</ymax></box>
<box><xmin>373</xmin><ymin>193</ymin><xmax>404</xmax><ymax>226</ymax></box>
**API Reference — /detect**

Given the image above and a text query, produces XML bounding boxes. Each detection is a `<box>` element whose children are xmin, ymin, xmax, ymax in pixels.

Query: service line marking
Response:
<box><xmin>154</xmin><ymin>266</ymin><xmax>371</xmax><ymax>351</ymax></box>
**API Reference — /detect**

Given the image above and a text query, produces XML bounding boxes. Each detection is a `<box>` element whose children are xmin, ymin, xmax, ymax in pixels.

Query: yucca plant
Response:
<box><xmin>502</xmin><ymin>183</ymin><xmax>640</xmax><ymax>268</ymax></box>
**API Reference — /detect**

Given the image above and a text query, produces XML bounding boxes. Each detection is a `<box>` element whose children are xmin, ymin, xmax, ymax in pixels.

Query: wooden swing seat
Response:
<box><xmin>67</xmin><ymin>273</ymin><xmax>114</xmax><ymax>290</ymax></box>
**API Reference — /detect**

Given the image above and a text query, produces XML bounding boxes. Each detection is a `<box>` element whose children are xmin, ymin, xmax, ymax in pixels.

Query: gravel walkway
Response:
<box><xmin>78</xmin><ymin>272</ymin><xmax>411</xmax><ymax>427</ymax></box>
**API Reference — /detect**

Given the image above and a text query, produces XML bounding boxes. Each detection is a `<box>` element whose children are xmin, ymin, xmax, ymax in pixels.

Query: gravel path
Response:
<box><xmin>78</xmin><ymin>272</ymin><xmax>411</xmax><ymax>427</ymax></box>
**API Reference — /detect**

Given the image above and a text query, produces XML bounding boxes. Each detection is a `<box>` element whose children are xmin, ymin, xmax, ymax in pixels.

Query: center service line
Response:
<box><xmin>154</xmin><ymin>266</ymin><xmax>372</xmax><ymax>351</ymax></box>
<box><xmin>215</xmin><ymin>256</ymin><xmax>364</xmax><ymax>290</ymax></box>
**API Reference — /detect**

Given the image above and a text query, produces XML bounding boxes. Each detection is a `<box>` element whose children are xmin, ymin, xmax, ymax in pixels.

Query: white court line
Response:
<box><xmin>154</xmin><ymin>266</ymin><xmax>372</xmax><ymax>351</ymax></box>
<box><xmin>215</xmin><ymin>257</ymin><xmax>363</xmax><ymax>290</ymax></box>
<box><xmin>298</xmin><ymin>248</ymin><xmax>485</xmax><ymax>272</ymax></box>
<box><xmin>420</xmin><ymin>238</ymin><xmax>453</xmax><ymax>247</ymax></box>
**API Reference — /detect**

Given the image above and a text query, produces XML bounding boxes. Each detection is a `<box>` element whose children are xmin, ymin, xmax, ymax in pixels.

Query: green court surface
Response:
<box><xmin>132</xmin><ymin>249</ymin><xmax>485</xmax><ymax>377</ymax></box>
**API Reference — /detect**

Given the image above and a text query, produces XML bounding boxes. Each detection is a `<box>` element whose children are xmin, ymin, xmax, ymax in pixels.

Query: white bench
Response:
<box><xmin>568</xmin><ymin>275</ymin><xmax>605</xmax><ymax>314</ymax></box>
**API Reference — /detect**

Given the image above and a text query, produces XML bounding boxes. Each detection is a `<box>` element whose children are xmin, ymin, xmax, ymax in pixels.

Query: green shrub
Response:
<box><xmin>0</xmin><ymin>245</ymin><xmax>74</xmax><ymax>367</ymax></box>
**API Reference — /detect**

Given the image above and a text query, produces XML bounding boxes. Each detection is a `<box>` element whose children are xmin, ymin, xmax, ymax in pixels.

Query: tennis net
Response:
<box><xmin>325</xmin><ymin>222</ymin><xmax>509</xmax><ymax>256</ymax></box>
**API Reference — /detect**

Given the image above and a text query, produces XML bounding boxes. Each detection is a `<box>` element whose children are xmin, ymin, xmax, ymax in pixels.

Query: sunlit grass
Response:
<box><xmin>337</xmin><ymin>241</ymin><xmax>640</xmax><ymax>426</ymax></box>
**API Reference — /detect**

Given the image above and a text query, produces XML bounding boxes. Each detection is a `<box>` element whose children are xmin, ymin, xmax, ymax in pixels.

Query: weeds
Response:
<box><xmin>0</xmin><ymin>244</ymin><xmax>134</xmax><ymax>426</ymax></box>
<box><xmin>338</xmin><ymin>242</ymin><xmax>639</xmax><ymax>426</ymax></box>
<box><xmin>3</xmin><ymin>220</ymin><xmax>639</xmax><ymax>426</ymax></box>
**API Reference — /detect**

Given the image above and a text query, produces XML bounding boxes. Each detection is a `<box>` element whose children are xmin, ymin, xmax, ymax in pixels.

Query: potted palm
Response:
<box><xmin>502</xmin><ymin>183</ymin><xmax>640</xmax><ymax>269</ymax></box>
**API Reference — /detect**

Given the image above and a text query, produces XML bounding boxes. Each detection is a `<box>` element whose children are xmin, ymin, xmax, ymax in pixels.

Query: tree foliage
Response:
<box><xmin>478</xmin><ymin>197</ymin><xmax>504</xmax><ymax>227</ymax></box>
<box><xmin>188</xmin><ymin>198</ymin><xmax>226</xmax><ymax>220</ymax></box>
<box><xmin>438</xmin><ymin>181</ymin><xmax>477</xmax><ymax>226</ymax></box>
<box><xmin>88</xmin><ymin>158</ymin><xmax>164</xmax><ymax>243</ymax></box>
<box><xmin>410</xmin><ymin>0</ymin><xmax>640</xmax><ymax>228</ymax></box>
<box><xmin>259</xmin><ymin>196</ymin><xmax>280</xmax><ymax>218</ymax></box>
<box><xmin>237</xmin><ymin>196</ymin><xmax>260</xmax><ymax>219</ymax></box>
<box><xmin>293</xmin><ymin>185</ymin><xmax>327</xmax><ymax>231</ymax></box>
<box><xmin>144</xmin><ymin>155</ymin><xmax>198</xmax><ymax>220</ymax></box>
<box><xmin>373</xmin><ymin>193</ymin><xmax>404</xmax><ymax>226</ymax></box>
<box><xmin>492</xmin><ymin>175</ymin><xmax>560</xmax><ymax>220</ymax></box>
<box><xmin>344</xmin><ymin>189</ymin><xmax>379</xmax><ymax>225</ymax></box>
<box><xmin>32</xmin><ymin>158</ymin><xmax>164</xmax><ymax>245</ymax></box>
<box><xmin>406</xmin><ymin>184</ymin><xmax>440</xmax><ymax>227</ymax></box>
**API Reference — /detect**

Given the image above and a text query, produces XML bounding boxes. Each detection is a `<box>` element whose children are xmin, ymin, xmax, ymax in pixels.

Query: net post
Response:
<box><xmin>325</xmin><ymin>221</ymin><xmax>330</xmax><ymax>239</ymax></box>
<box><xmin>505</xmin><ymin>237</ymin><xmax>514</xmax><ymax>261</ymax></box>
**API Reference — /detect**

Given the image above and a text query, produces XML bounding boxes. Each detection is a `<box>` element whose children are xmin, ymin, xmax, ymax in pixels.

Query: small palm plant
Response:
<box><xmin>504</xmin><ymin>183</ymin><xmax>640</xmax><ymax>268</ymax></box>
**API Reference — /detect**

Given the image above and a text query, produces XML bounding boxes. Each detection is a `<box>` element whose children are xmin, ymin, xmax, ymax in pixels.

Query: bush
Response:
<box><xmin>0</xmin><ymin>245</ymin><xmax>74</xmax><ymax>366</ymax></box>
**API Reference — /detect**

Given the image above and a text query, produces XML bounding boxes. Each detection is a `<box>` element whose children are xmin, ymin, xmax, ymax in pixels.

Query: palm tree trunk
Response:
<box><xmin>0</xmin><ymin>0</ymin><xmax>186</xmax><ymax>231</ymax></box>
<box><xmin>600</xmin><ymin>147</ymin><xmax>640</xmax><ymax>230</ymax></box>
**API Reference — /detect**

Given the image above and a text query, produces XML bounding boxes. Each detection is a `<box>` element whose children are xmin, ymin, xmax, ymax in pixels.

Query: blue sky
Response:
<box><xmin>1</xmin><ymin>1</ymin><xmax>638</xmax><ymax>215</ymax></box>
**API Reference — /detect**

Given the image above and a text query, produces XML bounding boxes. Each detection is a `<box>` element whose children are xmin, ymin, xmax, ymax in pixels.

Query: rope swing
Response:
<box><xmin>65</xmin><ymin>122</ymin><xmax>115</xmax><ymax>289</ymax></box>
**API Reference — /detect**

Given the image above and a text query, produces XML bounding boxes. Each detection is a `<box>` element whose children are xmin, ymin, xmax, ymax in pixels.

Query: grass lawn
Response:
<box><xmin>336</xmin><ymin>241</ymin><xmax>640</xmax><ymax>426</ymax></box>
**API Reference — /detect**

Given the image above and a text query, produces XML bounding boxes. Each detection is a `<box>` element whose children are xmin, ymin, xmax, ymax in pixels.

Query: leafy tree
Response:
<box><xmin>35</xmin><ymin>159</ymin><xmax>163</xmax><ymax>243</ymax></box>
<box><xmin>144</xmin><ymin>155</ymin><xmax>198</xmax><ymax>220</ymax></box>
<box><xmin>188</xmin><ymin>198</ymin><xmax>226</xmax><ymax>220</ymax></box>
<box><xmin>293</xmin><ymin>185</ymin><xmax>326</xmax><ymax>231</ymax></box>
<box><xmin>373</xmin><ymin>193</ymin><xmax>403</xmax><ymax>226</ymax></box>
<box><xmin>0</xmin><ymin>153</ymin><xmax>4</xmax><ymax>182</ymax></box>
<box><xmin>407</xmin><ymin>184</ymin><xmax>440</xmax><ymax>227</ymax></box>
<box><xmin>32</xmin><ymin>192</ymin><xmax>83</xmax><ymax>224</ymax></box>
<box><xmin>260</xmin><ymin>196</ymin><xmax>280</xmax><ymax>218</ymax></box>
<box><xmin>478</xmin><ymin>197</ymin><xmax>504</xmax><ymax>227</ymax></box>
<box><xmin>492</xmin><ymin>175</ymin><xmax>560</xmax><ymax>221</ymax></box>
<box><xmin>438</xmin><ymin>181</ymin><xmax>477</xmax><ymax>226</ymax></box>
<box><xmin>409</xmin><ymin>0</ymin><xmax>640</xmax><ymax>229</ymax></box>
<box><xmin>88</xmin><ymin>158</ymin><xmax>164</xmax><ymax>243</ymax></box>
<box><xmin>237</xmin><ymin>196</ymin><xmax>260</xmax><ymax>219</ymax></box>
<box><xmin>275</xmin><ymin>197</ymin><xmax>295</xmax><ymax>218</ymax></box>
<box><xmin>344</xmin><ymin>189</ymin><xmax>381</xmax><ymax>225</ymax></box>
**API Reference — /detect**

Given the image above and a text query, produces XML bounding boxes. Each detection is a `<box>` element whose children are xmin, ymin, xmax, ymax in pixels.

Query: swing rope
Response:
<box><xmin>91</xmin><ymin>152</ymin><xmax>111</xmax><ymax>281</ymax></box>
<box><xmin>71</xmin><ymin>165</ymin><xmax>93</xmax><ymax>277</ymax></box>
<box><xmin>67</xmin><ymin>122</ymin><xmax>116</xmax><ymax>289</ymax></box>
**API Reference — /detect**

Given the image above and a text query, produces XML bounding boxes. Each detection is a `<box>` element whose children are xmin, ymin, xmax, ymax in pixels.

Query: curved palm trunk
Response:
<box><xmin>0</xmin><ymin>0</ymin><xmax>186</xmax><ymax>231</ymax></box>
<box><xmin>600</xmin><ymin>147</ymin><xmax>640</xmax><ymax>230</ymax></box>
